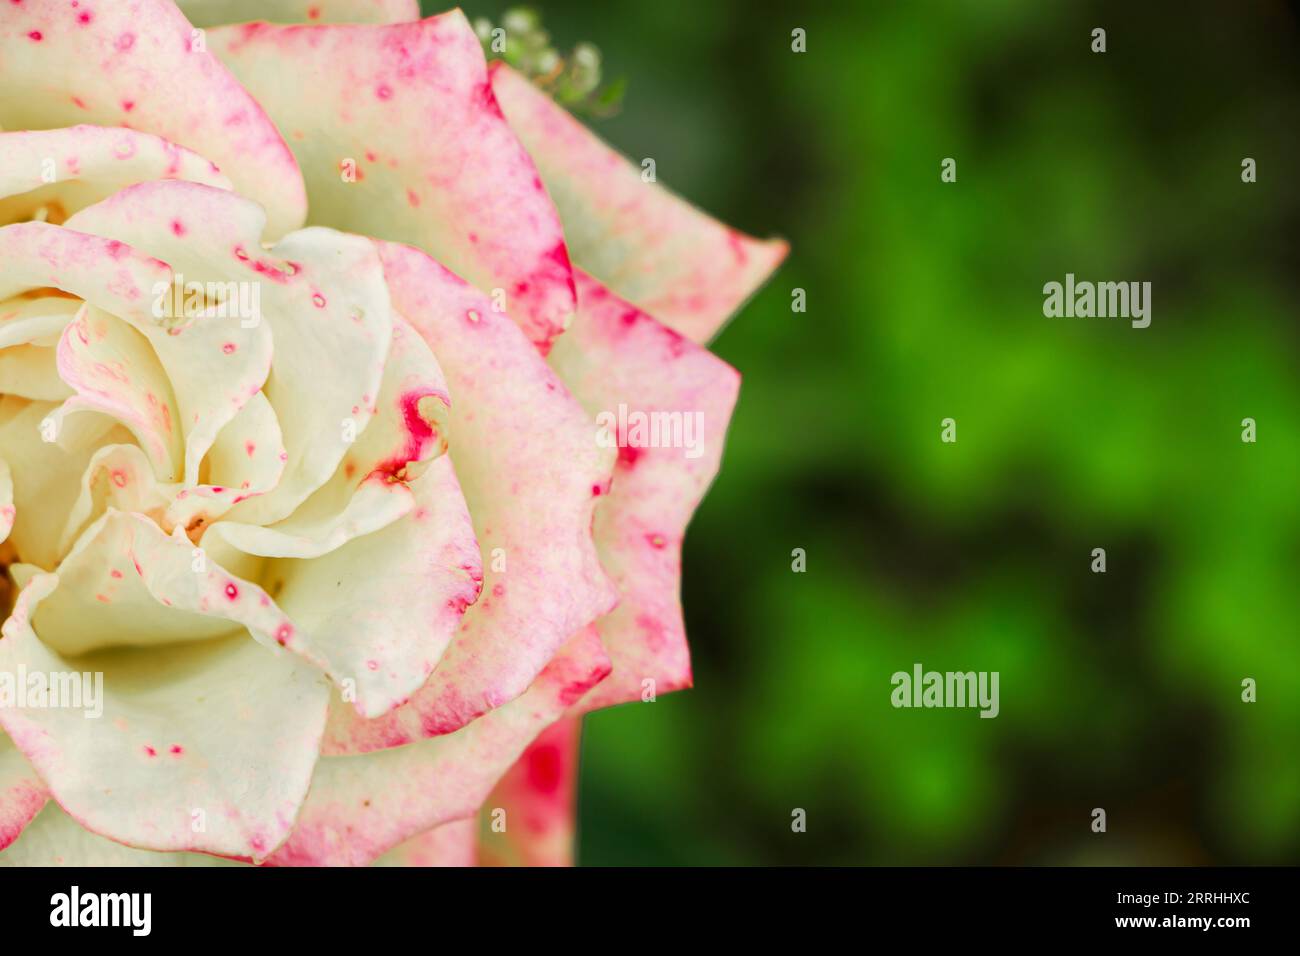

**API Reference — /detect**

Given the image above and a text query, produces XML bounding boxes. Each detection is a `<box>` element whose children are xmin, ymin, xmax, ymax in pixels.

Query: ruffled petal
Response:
<box><xmin>548</xmin><ymin>272</ymin><xmax>740</xmax><ymax>708</ymax></box>
<box><xmin>64</xmin><ymin>182</ymin><xmax>277</xmax><ymax>486</ymax></box>
<box><xmin>0</xmin><ymin>0</ymin><xmax>306</xmax><ymax>238</ymax></box>
<box><xmin>0</xmin><ymin>398</ymin><xmax>128</xmax><ymax>570</ymax></box>
<box><xmin>58</xmin><ymin>443</ymin><xmax>169</xmax><ymax>556</ymax></box>
<box><xmin>0</xmin><ymin>571</ymin><xmax>329</xmax><ymax>860</ymax></box>
<box><xmin>28</xmin><ymin>510</ymin><xmax>316</xmax><ymax>660</ymax></box>
<box><xmin>0</xmin><ymin>296</ymin><xmax>81</xmax><ymax>350</ymax></box>
<box><xmin>490</xmin><ymin>63</ymin><xmax>787</xmax><ymax>343</ymax></box>
<box><xmin>255</xmin><ymin>456</ymin><xmax>482</xmax><ymax>720</ymax></box>
<box><xmin>0</xmin><ymin>297</ymin><xmax>79</xmax><ymax>405</ymax></box>
<box><xmin>266</xmin><ymin>626</ymin><xmax>609</xmax><ymax>866</ymax></box>
<box><xmin>321</xmin><ymin>242</ymin><xmax>616</xmax><ymax>753</ymax></box>
<box><xmin>0</xmin><ymin>342</ymin><xmax>71</xmax><ymax>402</ymax></box>
<box><xmin>162</xmin><ymin>389</ymin><xmax>287</xmax><ymax>530</ymax></box>
<box><xmin>207</xmin><ymin>10</ymin><xmax>577</xmax><ymax>349</ymax></box>
<box><xmin>52</xmin><ymin>305</ymin><xmax>183</xmax><ymax>481</ymax></box>
<box><xmin>207</xmin><ymin>312</ymin><xmax>448</xmax><ymax>560</ymax></box>
<box><xmin>221</xmin><ymin>226</ymin><xmax>393</xmax><ymax>525</ymax></box>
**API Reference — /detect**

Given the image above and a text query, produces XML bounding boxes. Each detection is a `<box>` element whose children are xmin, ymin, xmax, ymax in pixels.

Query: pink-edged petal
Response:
<box><xmin>176</xmin><ymin>0</ymin><xmax>419</xmax><ymax>27</ymax></box>
<box><xmin>0</xmin><ymin>732</ymin><xmax>47</xmax><ymax>852</ymax></box>
<box><xmin>477</xmin><ymin>716</ymin><xmax>581</xmax><ymax>867</ymax></box>
<box><xmin>0</xmin><ymin>0</ymin><xmax>306</xmax><ymax>238</ymax></box>
<box><xmin>338</xmin><ymin>314</ymin><xmax>450</xmax><ymax>486</ymax></box>
<box><xmin>0</xmin><ymin>571</ymin><xmax>329</xmax><ymax>861</ymax></box>
<box><xmin>0</xmin><ymin>125</ymin><xmax>231</xmax><ymax>225</ymax></box>
<box><xmin>374</xmin><ymin>816</ymin><xmax>477</xmax><ymax>867</ymax></box>
<box><xmin>0</xmin><ymin>221</ymin><xmax>172</xmax><ymax>326</ymax></box>
<box><xmin>266</xmin><ymin>627</ymin><xmax>610</xmax><ymax>866</ymax></box>
<box><xmin>548</xmin><ymin>272</ymin><xmax>741</xmax><ymax>709</ymax></box>
<box><xmin>321</xmin><ymin>242</ymin><xmax>616</xmax><ymax>753</ymax></box>
<box><xmin>490</xmin><ymin>63</ymin><xmax>787</xmax><ymax>344</ymax></box>
<box><xmin>1</xmin><ymin>804</ymin><xmax>257</xmax><ymax>866</ymax></box>
<box><xmin>208</xmin><ymin>10</ymin><xmax>577</xmax><ymax>349</ymax></box>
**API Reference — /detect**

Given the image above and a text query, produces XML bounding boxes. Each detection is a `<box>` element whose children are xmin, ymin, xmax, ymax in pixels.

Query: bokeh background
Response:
<box><xmin>449</xmin><ymin>0</ymin><xmax>1300</xmax><ymax>864</ymax></box>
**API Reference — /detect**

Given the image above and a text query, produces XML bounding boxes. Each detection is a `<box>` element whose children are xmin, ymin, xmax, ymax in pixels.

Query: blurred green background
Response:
<box><xmin>449</xmin><ymin>0</ymin><xmax>1300</xmax><ymax>864</ymax></box>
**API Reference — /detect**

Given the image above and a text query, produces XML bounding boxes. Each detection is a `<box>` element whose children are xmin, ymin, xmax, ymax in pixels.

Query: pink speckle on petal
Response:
<box><xmin>110</xmin><ymin>469</ymin><xmax>128</xmax><ymax>488</ymax></box>
<box><xmin>311</xmin><ymin>293</ymin><xmax>326</xmax><ymax>308</ymax></box>
<box><xmin>115</xmin><ymin>32</ymin><xmax>135</xmax><ymax>51</ymax></box>
<box><xmin>275</xmin><ymin>623</ymin><xmax>293</xmax><ymax>645</ymax></box>
<box><xmin>171</xmin><ymin>220</ymin><xmax>186</xmax><ymax>236</ymax></box>
<box><xmin>110</xmin><ymin>569</ymin><xmax>123</xmax><ymax>579</ymax></box>
<box><xmin>244</xmin><ymin>440</ymin><xmax>256</xmax><ymax>457</ymax></box>
<box><xmin>224</xmin><ymin>582</ymin><xmax>238</xmax><ymax>600</ymax></box>
<box><xmin>143</xmin><ymin>746</ymin><xmax>157</xmax><ymax>757</ymax></box>
<box><xmin>170</xmin><ymin>745</ymin><xmax>184</xmax><ymax>756</ymax></box>
<box><xmin>376</xmin><ymin>84</ymin><xmax>392</xmax><ymax>100</ymax></box>
<box><xmin>27</xmin><ymin>30</ymin><xmax>41</xmax><ymax>41</ymax></box>
<box><xmin>221</xmin><ymin>342</ymin><xmax>236</xmax><ymax>354</ymax></box>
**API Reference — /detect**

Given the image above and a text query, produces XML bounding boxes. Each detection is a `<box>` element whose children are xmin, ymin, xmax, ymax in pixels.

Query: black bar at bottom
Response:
<box><xmin>0</xmin><ymin>865</ymin><xmax>1282</xmax><ymax>940</ymax></box>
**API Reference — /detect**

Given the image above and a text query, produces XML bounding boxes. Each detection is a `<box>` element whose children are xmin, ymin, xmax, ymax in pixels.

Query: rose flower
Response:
<box><xmin>0</xmin><ymin>0</ymin><xmax>784</xmax><ymax>866</ymax></box>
